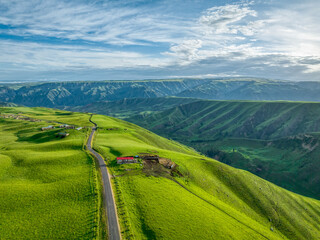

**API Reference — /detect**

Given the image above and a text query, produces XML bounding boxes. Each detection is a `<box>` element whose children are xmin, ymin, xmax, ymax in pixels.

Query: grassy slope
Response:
<box><xmin>128</xmin><ymin>100</ymin><xmax>320</xmax><ymax>140</ymax></box>
<box><xmin>0</xmin><ymin>107</ymin><xmax>101</xmax><ymax>239</ymax></box>
<box><xmin>193</xmin><ymin>135</ymin><xmax>320</xmax><ymax>199</ymax></box>
<box><xmin>127</xmin><ymin>100</ymin><xmax>320</xmax><ymax>199</ymax></box>
<box><xmin>92</xmin><ymin>114</ymin><xmax>320</xmax><ymax>240</ymax></box>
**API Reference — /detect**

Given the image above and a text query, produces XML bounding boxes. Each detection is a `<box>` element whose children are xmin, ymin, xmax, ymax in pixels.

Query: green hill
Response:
<box><xmin>1</xmin><ymin>106</ymin><xmax>320</xmax><ymax>239</ymax></box>
<box><xmin>92</xmin><ymin>114</ymin><xmax>320</xmax><ymax>239</ymax></box>
<box><xmin>127</xmin><ymin>100</ymin><xmax>320</xmax><ymax>199</ymax></box>
<box><xmin>0</xmin><ymin>107</ymin><xmax>103</xmax><ymax>239</ymax></box>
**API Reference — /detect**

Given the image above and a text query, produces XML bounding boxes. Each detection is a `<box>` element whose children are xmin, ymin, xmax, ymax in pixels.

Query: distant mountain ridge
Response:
<box><xmin>0</xmin><ymin>79</ymin><xmax>205</xmax><ymax>107</ymax></box>
<box><xmin>2</xmin><ymin>78</ymin><xmax>320</xmax><ymax>107</ymax></box>
<box><xmin>177</xmin><ymin>79</ymin><xmax>320</xmax><ymax>101</ymax></box>
<box><xmin>0</xmin><ymin>101</ymin><xmax>18</xmax><ymax>107</ymax></box>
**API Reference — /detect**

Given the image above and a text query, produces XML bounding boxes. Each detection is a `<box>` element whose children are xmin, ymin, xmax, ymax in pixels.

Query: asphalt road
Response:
<box><xmin>87</xmin><ymin>124</ymin><xmax>121</xmax><ymax>240</ymax></box>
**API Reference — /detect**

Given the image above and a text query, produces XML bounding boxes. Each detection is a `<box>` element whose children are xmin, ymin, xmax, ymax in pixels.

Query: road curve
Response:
<box><xmin>87</xmin><ymin>120</ymin><xmax>121</xmax><ymax>240</ymax></box>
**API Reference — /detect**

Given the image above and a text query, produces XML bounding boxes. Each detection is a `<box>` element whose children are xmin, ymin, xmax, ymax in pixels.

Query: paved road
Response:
<box><xmin>87</xmin><ymin>122</ymin><xmax>121</xmax><ymax>240</ymax></box>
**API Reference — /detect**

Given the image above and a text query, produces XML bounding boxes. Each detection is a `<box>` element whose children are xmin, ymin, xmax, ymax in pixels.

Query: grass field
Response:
<box><xmin>0</xmin><ymin>107</ymin><xmax>102</xmax><ymax>239</ymax></box>
<box><xmin>92</xmin><ymin>114</ymin><xmax>320</xmax><ymax>240</ymax></box>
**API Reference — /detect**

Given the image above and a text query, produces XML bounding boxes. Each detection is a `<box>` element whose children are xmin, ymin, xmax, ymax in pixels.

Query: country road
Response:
<box><xmin>87</xmin><ymin>120</ymin><xmax>121</xmax><ymax>240</ymax></box>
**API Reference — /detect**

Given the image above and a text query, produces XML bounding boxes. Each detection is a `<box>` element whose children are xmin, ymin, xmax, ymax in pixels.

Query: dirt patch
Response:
<box><xmin>142</xmin><ymin>159</ymin><xmax>182</xmax><ymax>178</ymax></box>
<box><xmin>143</xmin><ymin>160</ymin><xmax>171</xmax><ymax>177</ymax></box>
<box><xmin>159</xmin><ymin>158</ymin><xmax>176</xmax><ymax>169</ymax></box>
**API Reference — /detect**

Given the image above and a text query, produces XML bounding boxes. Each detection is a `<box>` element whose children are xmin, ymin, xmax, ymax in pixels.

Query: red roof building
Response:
<box><xmin>117</xmin><ymin>157</ymin><xmax>134</xmax><ymax>160</ymax></box>
<box><xmin>116</xmin><ymin>156</ymin><xmax>137</xmax><ymax>164</ymax></box>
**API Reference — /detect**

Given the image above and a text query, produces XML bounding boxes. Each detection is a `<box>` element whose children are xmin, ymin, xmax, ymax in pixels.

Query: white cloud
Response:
<box><xmin>0</xmin><ymin>0</ymin><xmax>192</xmax><ymax>46</ymax></box>
<box><xmin>0</xmin><ymin>0</ymin><xmax>320</xmax><ymax>81</ymax></box>
<box><xmin>162</xmin><ymin>1</ymin><xmax>320</xmax><ymax>77</ymax></box>
<box><xmin>164</xmin><ymin>40</ymin><xmax>203</xmax><ymax>64</ymax></box>
<box><xmin>199</xmin><ymin>3</ymin><xmax>257</xmax><ymax>34</ymax></box>
<box><xmin>0</xmin><ymin>40</ymin><xmax>167</xmax><ymax>70</ymax></box>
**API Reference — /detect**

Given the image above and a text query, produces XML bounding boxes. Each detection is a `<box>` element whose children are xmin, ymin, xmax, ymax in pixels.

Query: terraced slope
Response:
<box><xmin>0</xmin><ymin>107</ymin><xmax>103</xmax><ymax>239</ymax></box>
<box><xmin>127</xmin><ymin>100</ymin><xmax>320</xmax><ymax>199</ymax></box>
<box><xmin>92</xmin><ymin>114</ymin><xmax>320</xmax><ymax>240</ymax></box>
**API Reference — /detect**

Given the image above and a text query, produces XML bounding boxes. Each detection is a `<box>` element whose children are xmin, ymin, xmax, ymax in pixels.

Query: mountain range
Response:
<box><xmin>2</xmin><ymin>78</ymin><xmax>320</xmax><ymax>108</ymax></box>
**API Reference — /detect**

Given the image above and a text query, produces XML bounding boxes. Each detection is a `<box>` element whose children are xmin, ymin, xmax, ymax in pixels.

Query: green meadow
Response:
<box><xmin>92</xmin><ymin>114</ymin><xmax>320</xmax><ymax>240</ymax></box>
<box><xmin>0</xmin><ymin>107</ymin><xmax>102</xmax><ymax>239</ymax></box>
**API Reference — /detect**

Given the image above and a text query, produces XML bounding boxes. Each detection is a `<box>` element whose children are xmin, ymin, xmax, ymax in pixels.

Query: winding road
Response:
<box><xmin>87</xmin><ymin>120</ymin><xmax>121</xmax><ymax>240</ymax></box>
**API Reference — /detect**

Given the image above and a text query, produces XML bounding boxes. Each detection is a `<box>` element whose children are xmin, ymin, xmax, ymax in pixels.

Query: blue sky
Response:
<box><xmin>0</xmin><ymin>0</ymin><xmax>319</xmax><ymax>81</ymax></box>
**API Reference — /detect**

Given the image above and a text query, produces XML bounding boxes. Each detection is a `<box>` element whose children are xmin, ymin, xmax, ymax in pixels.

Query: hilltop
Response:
<box><xmin>1</xmin><ymin>106</ymin><xmax>320</xmax><ymax>239</ymax></box>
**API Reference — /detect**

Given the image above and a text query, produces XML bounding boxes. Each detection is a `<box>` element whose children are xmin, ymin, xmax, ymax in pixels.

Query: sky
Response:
<box><xmin>0</xmin><ymin>0</ymin><xmax>320</xmax><ymax>82</ymax></box>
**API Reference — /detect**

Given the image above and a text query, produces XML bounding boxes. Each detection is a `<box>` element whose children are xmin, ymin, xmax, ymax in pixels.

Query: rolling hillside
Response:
<box><xmin>0</xmin><ymin>107</ymin><xmax>103</xmax><ymax>239</ymax></box>
<box><xmin>92</xmin><ymin>114</ymin><xmax>320</xmax><ymax>240</ymax></box>
<box><xmin>127</xmin><ymin>100</ymin><xmax>320</xmax><ymax>199</ymax></box>
<box><xmin>1</xmin><ymin>106</ymin><xmax>320</xmax><ymax>239</ymax></box>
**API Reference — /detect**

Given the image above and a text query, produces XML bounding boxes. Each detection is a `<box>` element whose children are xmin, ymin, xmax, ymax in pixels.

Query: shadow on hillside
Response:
<box><xmin>16</xmin><ymin>129</ymin><xmax>60</xmax><ymax>144</ymax></box>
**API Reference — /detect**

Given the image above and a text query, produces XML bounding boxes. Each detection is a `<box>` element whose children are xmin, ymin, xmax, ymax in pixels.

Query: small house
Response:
<box><xmin>41</xmin><ymin>125</ymin><xmax>54</xmax><ymax>131</ymax></box>
<box><xmin>57</xmin><ymin>132</ymin><xmax>69</xmax><ymax>138</ymax></box>
<box><xmin>117</xmin><ymin>157</ymin><xmax>138</xmax><ymax>164</ymax></box>
<box><xmin>140</xmin><ymin>154</ymin><xmax>159</xmax><ymax>162</ymax></box>
<box><xmin>76</xmin><ymin>127</ymin><xmax>83</xmax><ymax>131</ymax></box>
<box><xmin>59</xmin><ymin>124</ymin><xmax>75</xmax><ymax>129</ymax></box>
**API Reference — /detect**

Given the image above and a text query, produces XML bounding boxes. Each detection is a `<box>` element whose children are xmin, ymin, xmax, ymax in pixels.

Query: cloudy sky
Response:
<box><xmin>0</xmin><ymin>0</ymin><xmax>319</xmax><ymax>81</ymax></box>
